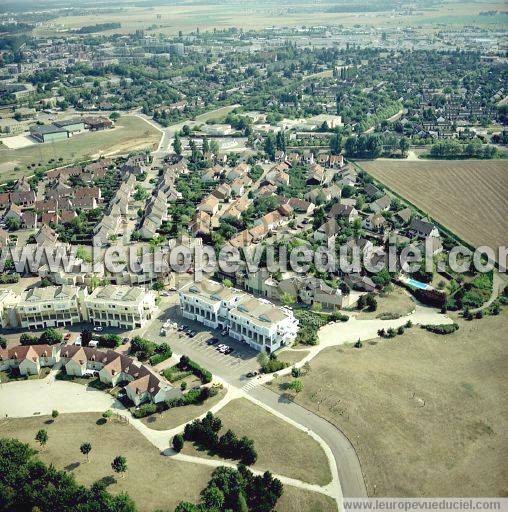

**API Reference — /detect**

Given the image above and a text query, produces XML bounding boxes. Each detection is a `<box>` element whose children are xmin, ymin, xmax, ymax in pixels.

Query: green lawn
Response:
<box><xmin>0</xmin><ymin>115</ymin><xmax>161</xmax><ymax>182</ymax></box>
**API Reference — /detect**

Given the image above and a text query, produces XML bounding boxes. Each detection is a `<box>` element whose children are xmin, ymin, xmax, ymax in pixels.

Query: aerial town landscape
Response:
<box><xmin>0</xmin><ymin>1</ymin><xmax>506</xmax><ymax>511</ymax></box>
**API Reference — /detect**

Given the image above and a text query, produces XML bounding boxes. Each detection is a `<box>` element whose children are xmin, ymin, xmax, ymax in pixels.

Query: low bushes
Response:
<box><xmin>177</xmin><ymin>355</ymin><xmax>212</xmax><ymax>384</ymax></box>
<box><xmin>183</xmin><ymin>411</ymin><xmax>257</xmax><ymax>465</ymax></box>
<box><xmin>422</xmin><ymin>323</ymin><xmax>459</xmax><ymax>335</ymax></box>
<box><xmin>97</xmin><ymin>334</ymin><xmax>121</xmax><ymax>348</ymax></box>
<box><xmin>148</xmin><ymin>343</ymin><xmax>172</xmax><ymax>366</ymax></box>
<box><xmin>20</xmin><ymin>328</ymin><xmax>62</xmax><ymax>346</ymax></box>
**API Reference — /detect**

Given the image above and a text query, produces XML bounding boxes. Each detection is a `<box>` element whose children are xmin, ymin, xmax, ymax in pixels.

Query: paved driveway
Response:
<box><xmin>142</xmin><ymin>303</ymin><xmax>259</xmax><ymax>384</ymax></box>
<box><xmin>0</xmin><ymin>379</ymin><xmax>121</xmax><ymax>418</ymax></box>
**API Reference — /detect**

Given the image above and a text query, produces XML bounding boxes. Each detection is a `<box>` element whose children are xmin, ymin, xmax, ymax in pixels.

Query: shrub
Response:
<box><xmin>172</xmin><ymin>434</ymin><xmax>184</xmax><ymax>452</ymax></box>
<box><xmin>397</xmin><ymin>326</ymin><xmax>405</xmax><ymax>335</ymax></box>
<box><xmin>422</xmin><ymin>323</ymin><xmax>459</xmax><ymax>335</ymax></box>
<box><xmin>178</xmin><ymin>355</ymin><xmax>212</xmax><ymax>384</ymax></box>
<box><xmin>261</xmin><ymin>357</ymin><xmax>287</xmax><ymax>374</ymax></box>
<box><xmin>132</xmin><ymin>403</ymin><xmax>157</xmax><ymax>418</ymax></box>
<box><xmin>98</xmin><ymin>334</ymin><xmax>121</xmax><ymax>348</ymax></box>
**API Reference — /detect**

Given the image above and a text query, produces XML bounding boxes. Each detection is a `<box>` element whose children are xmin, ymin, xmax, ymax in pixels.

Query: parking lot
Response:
<box><xmin>143</xmin><ymin>304</ymin><xmax>259</xmax><ymax>384</ymax></box>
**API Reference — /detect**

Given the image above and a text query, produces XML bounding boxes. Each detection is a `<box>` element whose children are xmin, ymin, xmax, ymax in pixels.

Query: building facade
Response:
<box><xmin>179</xmin><ymin>280</ymin><xmax>298</xmax><ymax>352</ymax></box>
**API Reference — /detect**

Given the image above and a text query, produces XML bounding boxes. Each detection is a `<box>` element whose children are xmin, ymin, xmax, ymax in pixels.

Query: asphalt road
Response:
<box><xmin>250</xmin><ymin>385</ymin><xmax>367</xmax><ymax>498</ymax></box>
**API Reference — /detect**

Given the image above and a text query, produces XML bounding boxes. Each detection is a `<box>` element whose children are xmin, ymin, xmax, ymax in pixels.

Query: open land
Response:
<box><xmin>271</xmin><ymin>311</ymin><xmax>508</xmax><ymax>496</ymax></box>
<box><xmin>182</xmin><ymin>397</ymin><xmax>332</xmax><ymax>486</ymax></box>
<box><xmin>141</xmin><ymin>387</ymin><xmax>227</xmax><ymax>431</ymax></box>
<box><xmin>360</xmin><ymin>160</ymin><xmax>508</xmax><ymax>258</ymax></box>
<box><xmin>0</xmin><ymin>116</ymin><xmax>161</xmax><ymax>182</ymax></box>
<box><xmin>34</xmin><ymin>1</ymin><xmax>508</xmax><ymax>37</ymax></box>
<box><xmin>0</xmin><ymin>412</ymin><xmax>213</xmax><ymax>512</ymax></box>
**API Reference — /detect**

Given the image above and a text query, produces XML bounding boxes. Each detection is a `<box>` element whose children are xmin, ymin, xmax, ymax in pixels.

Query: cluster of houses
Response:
<box><xmin>0</xmin><ymin>284</ymin><xmax>157</xmax><ymax>331</ymax></box>
<box><xmin>0</xmin><ymin>344</ymin><xmax>180</xmax><ymax>406</ymax></box>
<box><xmin>0</xmin><ymin>160</ymin><xmax>111</xmax><ymax>233</ymax></box>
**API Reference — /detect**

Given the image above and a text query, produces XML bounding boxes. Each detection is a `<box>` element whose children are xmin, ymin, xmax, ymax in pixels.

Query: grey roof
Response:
<box><xmin>30</xmin><ymin>124</ymin><xmax>67</xmax><ymax>135</ymax></box>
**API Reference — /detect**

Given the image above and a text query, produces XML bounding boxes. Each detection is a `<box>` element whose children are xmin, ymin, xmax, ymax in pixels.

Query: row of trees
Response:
<box><xmin>183</xmin><ymin>412</ymin><xmax>257</xmax><ymax>465</ymax></box>
<box><xmin>175</xmin><ymin>465</ymin><xmax>283</xmax><ymax>512</ymax></box>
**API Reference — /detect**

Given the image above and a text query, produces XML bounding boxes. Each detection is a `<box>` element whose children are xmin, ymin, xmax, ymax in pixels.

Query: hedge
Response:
<box><xmin>178</xmin><ymin>355</ymin><xmax>212</xmax><ymax>384</ymax></box>
<box><xmin>422</xmin><ymin>323</ymin><xmax>459</xmax><ymax>335</ymax></box>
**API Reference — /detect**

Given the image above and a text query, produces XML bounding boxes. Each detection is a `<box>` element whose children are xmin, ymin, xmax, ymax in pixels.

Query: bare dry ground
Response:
<box><xmin>272</xmin><ymin>311</ymin><xmax>508</xmax><ymax>497</ymax></box>
<box><xmin>360</xmin><ymin>160</ymin><xmax>508</xmax><ymax>259</ymax></box>
<box><xmin>182</xmin><ymin>397</ymin><xmax>332</xmax><ymax>486</ymax></box>
<box><xmin>0</xmin><ymin>412</ymin><xmax>213</xmax><ymax>512</ymax></box>
<box><xmin>0</xmin><ymin>116</ymin><xmax>161</xmax><ymax>182</ymax></box>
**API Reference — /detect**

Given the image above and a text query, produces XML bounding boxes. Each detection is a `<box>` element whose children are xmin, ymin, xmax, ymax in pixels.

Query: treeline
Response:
<box><xmin>183</xmin><ymin>411</ymin><xmax>257</xmax><ymax>465</ymax></box>
<box><xmin>0</xmin><ymin>437</ymin><xmax>136</xmax><ymax>512</ymax></box>
<box><xmin>174</xmin><ymin>465</ymin><xmax>283</xmax><ymax>512</ymax></box>
<box><xmin>429</xmin><ymin>139</ymin><xmax>498</xmax><ymax>159</ymax></box>
<box><xmin>75</xmin><ymin>23</ymin><xmax>121</xmax><ymax>34</ymax></box>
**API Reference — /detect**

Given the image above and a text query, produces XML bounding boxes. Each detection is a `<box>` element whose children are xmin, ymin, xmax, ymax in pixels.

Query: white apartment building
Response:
<box><xmin>15</xmin><ymin>285</ymin><xmax>84</xmax><ymax>329</ymax></box>
<box><xmin>84</xmin><ymin>285</ymin><xmax>157</xmax><ymax>329</ymax></box>
<box><xmin>179</xmin><ymin>280</ymin><xmax>299</xmax><ymax>352</ymax></box>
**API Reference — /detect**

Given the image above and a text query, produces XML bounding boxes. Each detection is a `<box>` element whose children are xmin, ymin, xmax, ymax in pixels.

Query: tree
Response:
<box><xmin>81</xmin><ymin>328</ymin><xmax>93</xmax><ymax>346</ymax></box>
<box><xmin>173</xmin><ymin>132</ymin><xmax>182</xmax><ymax>155</ymax></box>
<box><xmin>330</xmin><ymin>133</ymin><xmax>341</xmax><ymax>155</ymax></box>
<box><xmin>111</xmin><ymin>455</ymin><xmax>127</xmax><ymax>477</ymax></box>
<box><xmin>109</xmin><ymin>111</ymin><xmax>120</xmax><ymax>121</ymax></box>
<box><xmin>39</xmin><ymin>328</ymin><xmax>62</xmax><ymax>345</ymax></box>
<box><xmin>201</xmin><ymin>485</ymin><xmax>225</xmax><ymax>510</ymax></box>
<box><xmin>80</xmin><ymin>442</ymin><xmax>92</xmax><ymax>462</ymax></box>
<box><xmin>399</xmin><ymin>136</ymin><xmax>410</xmax><ymax>156</ymax></box>
<box><xmin>0</xmin><ymin>336</ymin><xmax>6</xmax><ymax>349</ymax></box>
<box><xmin>365</xmin><ymin>294</ymin><xmax>377</xmax><ymax>312</ymax></box>
<box><xmin>280</xmin><ymin>292</ymin><xmax>296</xmax><ymax>306</ymax></box>
<box><xmin>35</xmin><ymin>429</ymin><xmax>48</xmax><ymax>449</ymax></box>
<box><xmin>172</xmin><ymin>434</ymin><xmax>184</xmax><ymax>452</ymax></box>
<box><xmin>5</xmin><ymin>216</ymin><xmax>21</xmax><ymax>231</ymax></box>
<box><xmin>51</xmin><ymin>410</ymin><xmax>59</xmax><ymax>421</ymax></box>
<box><xmin>289</xmin><ymin>379</ymin><xmax>303</xmax><ymax>393</ymax></box>
<box><xmin>256</xmin><ymin>350</ymin><xmax>269</xmax><ymax>368</ymax></box>
<box><xmin>264</xmin><ymin>133</ymin><xmax>276</xmax><ymax>161</ymax></box>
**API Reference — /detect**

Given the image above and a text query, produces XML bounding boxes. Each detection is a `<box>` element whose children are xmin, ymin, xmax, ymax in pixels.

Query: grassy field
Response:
<box><xmin>360</xmin><ymin>160</ymin><xmax>508</xmax><ymax>260</ymax></box>
<box><xmin>278</xmin><ymin>486</ymin><xmax>337</xmax><ymax>512</ymax></box>
<box><xmin>0</xmin><ymin>412</ymin><xmax>213</xmax><ymax>512</ymax></box>
<box><xmin>356</xmin><ymin>285</ymin><xmax>415</xmax><ymax>320</ymax></box>
<box><xmin>278</xmin><ymin>349</ymin><xmax>310</xmax><ymax>366</ymax></box>
<box><xmin>34</xmin><ymin>1</ymin><xmax>507</xmax><ymax>36</ymax></box>
<box><xmin>272</xmin><ymin>311</ymin><xmax>508</xmax><ymax>496</ymax></box>
<box><xmin>141</xmin><ymin>387</ymin><xmax>226</xmax><ymax>431</ymax></box>
<box><xmin>182</xmin><ymin>397</ymin><xmax>332</xmax><ymax>486</ymax></box>
<box><xmin>194</xmin><ymin>104</ymin><xmax>240</xmax><ymax>123</ymax></box>
<box><xmin>0</xmin><ymin>115</ymin><xmax>161</xmax><ymax>182</ymax></box>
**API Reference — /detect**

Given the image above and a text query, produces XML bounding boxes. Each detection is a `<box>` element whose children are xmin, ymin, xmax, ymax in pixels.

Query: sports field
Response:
<box><xmin>0</xmin><ymin>115</ymin><xmax>161</xmax><ymax>182</ymax></box>
<box><xmin>360</xmin><ymin>160</ymin><xmax>508</xmax><ymax>260</ymax></box>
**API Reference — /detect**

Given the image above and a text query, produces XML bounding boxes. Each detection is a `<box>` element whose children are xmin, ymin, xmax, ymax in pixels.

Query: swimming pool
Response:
<box><xmin>406</xmin><ymin>278</ymin><xmax>430</xmax><ymax>290</ymax></box>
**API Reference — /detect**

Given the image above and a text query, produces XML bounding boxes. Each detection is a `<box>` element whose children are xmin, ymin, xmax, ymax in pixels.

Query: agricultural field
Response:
<box><xmin>360</xmin><ymin>160</ymin><xmax>508</xmax><ymax>262</ymax></box>
<box><xmin>33</xmin><ymin>0</ymin><xmax>508</xmax><ymax>37</ymax></box>
<box><xmin>271</xmin><ymin>311</ymin><xmax>508</xmax><ymax>497</ymax></box>
<box><xmin>0</xmin><ymin>412</ymin><xmax>213</xmax><ymax>512</ymax></box>
<box><xmin>0</xmin><ymin>115</ymin><xmax>161</xmax><ymax>183</ymax></box>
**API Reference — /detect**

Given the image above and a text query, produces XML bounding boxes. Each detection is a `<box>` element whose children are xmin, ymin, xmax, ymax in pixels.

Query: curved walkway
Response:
<box><xmin>0</xmin><ymin>303</ymin><xmax>453</xmax><ymax>510</ymax></box>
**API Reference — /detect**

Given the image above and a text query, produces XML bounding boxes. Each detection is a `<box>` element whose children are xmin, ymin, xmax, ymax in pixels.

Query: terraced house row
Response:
<box><xmin>179</xmin><ymin>279</ymin><xmax>299</xmax><ymax>353</ymax></box>
<box><xmin>0</xmin><ymin>344</ymin><xmax>180</xmax><ymax>406</ymax></box>
<box><xmin>0</xmin><ymin>285</ymin><xmax>157</xmax><ymax>330</ymax></box>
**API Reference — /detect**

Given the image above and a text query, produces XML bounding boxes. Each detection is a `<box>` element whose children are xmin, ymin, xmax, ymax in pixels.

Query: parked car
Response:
<box><xmin>93</xmin><ymin>326</ymin><xmax>103</xmax><ymax>332</ymax></box>
<box><xmin>220</xmin><ymin>329</ymin><xmax>228</xmax><ymax>336</ymax></box>
<box><xmin>247</xmin><ymin>371</ymin><xmax>258</xmax><ymax>378</ymax></box>
<box><xmin>224</xmin><ymin>347</ymin><xmax>234</xmax><ymax>355</ymax></box>
<box><xmin>122</xmin><ymin>337</ymin><xmax>130</xmax><ymax>344</ymax></box>
<box><xmin>64</xmin><ymin>333</ymin><xmax>72</xmax><ymax>341</ymax></box>
<box><xmin>207</xmin><ymin>337</ymin><xmax>219</xmax><ymax>345</ymax></box>
<box><xmin>188</xmin><ymin>330</ymin><xmax>196</xmax><ymax>338</ymax></box>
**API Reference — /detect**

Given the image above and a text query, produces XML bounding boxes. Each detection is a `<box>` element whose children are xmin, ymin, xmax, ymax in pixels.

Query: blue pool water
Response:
<box><xmin>406</xmin><ymin>278</ymin><xmax>429</xmax><ymax>290</ymax></box>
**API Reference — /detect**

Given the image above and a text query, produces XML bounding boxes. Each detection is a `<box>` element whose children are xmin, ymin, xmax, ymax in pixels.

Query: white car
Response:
<box><xmin>93</xmin><ymin>326</ymin><xmax>103</xmax><ymax>332</ymax></box>
<box><xmin>74</xmin><ymin>337</ymin><xmax>82</xmax><ymax>346</ymax></box>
